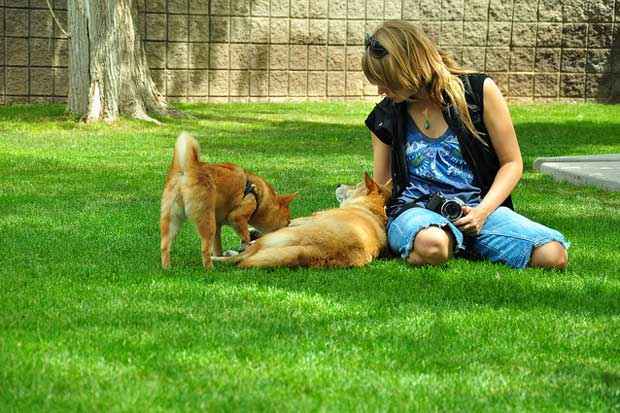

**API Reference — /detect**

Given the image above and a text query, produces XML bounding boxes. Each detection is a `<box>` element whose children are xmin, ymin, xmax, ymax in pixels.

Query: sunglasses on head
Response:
<box><xmin>364</xmin><ymin>33</ymin><xmax>388</xmax><ymax>58</ymax></box>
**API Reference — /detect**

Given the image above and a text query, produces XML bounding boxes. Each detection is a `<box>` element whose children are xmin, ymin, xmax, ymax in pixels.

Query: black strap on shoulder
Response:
<box><xmin>244</xmin><ymin>177</ymin><xmax>260</xmax><ymax>219</ymax></box>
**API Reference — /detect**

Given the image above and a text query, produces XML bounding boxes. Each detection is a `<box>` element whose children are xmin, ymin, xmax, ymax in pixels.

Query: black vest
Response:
<box><xmin>365</xmin><ymin>73</ymin><xmax>514</xmax><ymax>218</ymax></box>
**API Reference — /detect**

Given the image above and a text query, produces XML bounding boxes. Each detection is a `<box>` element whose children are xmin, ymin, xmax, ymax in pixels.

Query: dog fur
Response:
<box><xmin>213</xmin><ymin>173</ymin><xmax>390</xmax><ymax>268</ymax></box>
<box><xmin>160</xmin><ymin>132</ymin><xmax>296</xmax><ymax>270</ymax></box>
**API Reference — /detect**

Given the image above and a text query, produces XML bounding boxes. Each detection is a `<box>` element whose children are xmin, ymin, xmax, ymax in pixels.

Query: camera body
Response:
<box><xmin>426</xmin><ymin>193</ymin><xmax>465</xmax><ymax>222</ymax></box>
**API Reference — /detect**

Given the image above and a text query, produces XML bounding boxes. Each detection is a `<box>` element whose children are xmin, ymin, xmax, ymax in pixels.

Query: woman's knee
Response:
<box><xmin>530</xmin><ymin>241</ymin><xmax>568</xmax><ymax>270</ymax></box>
<box><xmin>407</xmin><ymin>226</ymin><xmax>454</xmax><ymax>266</ymax></box>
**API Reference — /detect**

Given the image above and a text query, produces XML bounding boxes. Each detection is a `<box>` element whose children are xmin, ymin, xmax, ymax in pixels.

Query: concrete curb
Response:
<box><xmin>533</xmin><ymin>154</ymin><xmax>620</xmax><ymax>192</ymax></box>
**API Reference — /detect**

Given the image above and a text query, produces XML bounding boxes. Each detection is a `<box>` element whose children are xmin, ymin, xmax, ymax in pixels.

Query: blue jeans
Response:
<box><xmin>387</xmin><ymin>206</ymin><xmax>570</xmax><ymax>269</ymax></box>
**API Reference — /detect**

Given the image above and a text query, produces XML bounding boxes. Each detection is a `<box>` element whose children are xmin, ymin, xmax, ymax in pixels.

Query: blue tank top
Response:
<box><xmin>397</xmin><ymin>115</ymin><xmax>481</xmax><ymax>208</ymax></box>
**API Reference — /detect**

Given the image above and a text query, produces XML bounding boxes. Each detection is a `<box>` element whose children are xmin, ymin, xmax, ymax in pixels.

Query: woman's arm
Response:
<box><xmin>455</xmin><ymin>77</ymin><xmax>523</xmax><ymax>234</ymax></box>
<box><xmin>372</xmin><ymin>132</ymin><xmax>391</xmax><ymax>185</ymax></box>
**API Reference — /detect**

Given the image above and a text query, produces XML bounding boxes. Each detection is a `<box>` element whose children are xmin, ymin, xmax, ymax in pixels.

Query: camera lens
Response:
<box><xmin>441</xmin><ymin>200</ymin><xmax>463</xmax><ymax>221</ymax></box>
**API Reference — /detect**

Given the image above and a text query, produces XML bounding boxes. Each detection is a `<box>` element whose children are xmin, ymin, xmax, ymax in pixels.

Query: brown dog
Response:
<box><xmin>160</xmin><ymin>132</ymin><xmax>296</xmax><ymax>270</ymax></box>
<box><xmin>213</xmin><ymin>173</ymin><xmax>390</xmax><ymax>268</ymax></box>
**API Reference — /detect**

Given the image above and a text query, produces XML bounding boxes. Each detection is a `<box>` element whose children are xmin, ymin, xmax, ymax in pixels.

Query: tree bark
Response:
<box><xmin>67</xmin><ymin>0</ymin><xmax>173</xmax><ymax>123</ymax></box>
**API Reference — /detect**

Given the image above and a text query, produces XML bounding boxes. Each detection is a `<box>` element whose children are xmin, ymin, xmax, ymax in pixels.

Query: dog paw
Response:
<box><xmin>223</xmin><ymin>250</ymin><xmax>240</xmax><ymax>257</ymax></box>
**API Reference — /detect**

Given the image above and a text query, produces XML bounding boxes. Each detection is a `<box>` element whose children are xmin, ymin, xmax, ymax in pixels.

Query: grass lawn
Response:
<box><xmin>1</xmin><ymin>102</ymin><xmax>619</xmax><ymax>412</ymax></box>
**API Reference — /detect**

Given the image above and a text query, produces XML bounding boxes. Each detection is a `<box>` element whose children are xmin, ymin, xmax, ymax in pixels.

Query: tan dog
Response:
<box><xmin>160</xmin><ymin>132</ymin><xmax>296</xmax><ymax>270</ymax></box>
<box><xmin>213</xmin><ymin>173</ymin><xmax>390</xmax><ymax>268</ymax></box>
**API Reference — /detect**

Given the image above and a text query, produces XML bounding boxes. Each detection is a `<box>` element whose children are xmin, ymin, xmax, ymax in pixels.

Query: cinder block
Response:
<box><xmin>536</xmin><ymin>23</ymin><xmax>562</xmax><ymax>47</ymax></box>
<box><xmin>250</xmin><ymin>70</ymin><xmax>269</xmax><ymax>96</ymax></box>
<box><xmin>534</xmin><ymin>73</ymin><xmax>560</xmax><ymax>97</ymax></box>
<box><xmin>251</xmin><ymin>0</ymin><xmax>270</xmax><ymax>16</ymax></box>
<box><xmin>190</xmin><ymin>15</ymin><xmax>210</xmax><ymax>41</ymax></box>
<box><xmin>308</xmin><ymin>19</ymin><xmax>328</xmax><ymax>44</ymax></box>
<box><xmin>347</xmin><ymin>46</ymin><xmax>364</xmax><ymax>71</ymax></box>
<box><xmin>6</xmin><ymin>8</ymin><xmax>27</xmax><ymax>37</ymax></box>
<box><xmin>346</xmin><ymin>71</ymin><xmax>365</xmax><ymax>96</ymax></box>
<box><xmin>464</xmin><ymin>0</ymin><xmax>488</xmax><ymax>21</ymax></box>
<box><xmin>167</xmin><ymin>70</ymin><xmax>189</xmax><ymax>96</ymax></box>
<box><xmin>309</xmin><ymin>0</ymin><xmax>328</xmax><ymax>18</ymax></box>
<box><xmin>561</xmin><ymin>49</ymin><xmax>586</xmax><ymax>72</ymax></box>
<box><xmin>462</xmin><ymin>48</ymin><xmax>486</xmax><ymax>72</ymax></box>
<box><xmin>384</xmin><ymin>0</ymin><xmax>402</xmax><ymax>19</ymax></box>
<box><xmin>209</xmin><ymin>70</ymin><xmax>229</xmax><ymax>96</ymax></box>
<box><xmin>586</xmin><ymin>73</ymin><xmax>611</xmax><ymax>98</ymax></box>
<box><xmin>229</xmin><ymin>44</ymin><xmax>250</xmax><ymax>69</ymax></box>
<box><xmin>289</xmin><ymin>71</ymin><xmax>307</xmax><ymax>96</ymax></box>
<box><xmin>538</xmin><ymin>0</ymin><xmax>562</xmax><ymax>22</ymax></box>
<box><xmin>167</xmin><ymin>42</ymin><xmax>189</xmax><ymax>69</ymax></box>
<box><xmin>348</xmin><ymin>0</ymin><xmax>366</xmax><ymax>19</ymax></box>
<box><xmin>488</xmin><ymin>73</ymin><xmax>509</xmax><ymax>95</ymax></box>
<box><xmin>249</xmin><ymin>44</ymin><xmax>269</xmax><ymax>69</ymax></box>
<box><xmin>151</xmin><ymin>69</ymin><xmax>166</xmax><ymax>94</ymax></box>
<box><xmin>5</xmin><ymin>67</ymin><xmax>28</xmax><ymax>95</ymax></box>
<box><xmin>489</xmin><ymin>0</ymin><xmax>513</xmax><ymax>20</ymax></box>
<box><xmin>562</xmin><ymin>0</ymin><xmax>587</xmax><ymax>22</ymax></box>
<box><xmin>420</xmin><ymin>22</ymin><xmax>441</xmax><ymax>43</ymax></box>
<box><xmin>512</xmin><ymin>0</ymin><xmax>538</xmax><ymax>21</ymax></box>
<box><xmin>271</xmin><ymin>18</ymin><xmax>289</xmax><ymax>43</ymax></box>
<box><xmin>270</xmin><ymin>45</ymin><xmax>289</xmax><ymax>70</ymax></box>
<box><xmin>146</xmin><ymin>13</ymin><xmax>167</xmax><ymax>41</ymax></box>
<box><xmin>148</xmin><ymin>0</ymin><xmax>166</xmax><ymax>12</ymax></box>
<box><xmin>53</xmin><ymin>39</ymin><xmax>68</xmax><ymax>66</ymax></box>
<box><xmin>290</xmin><ymin>19</ymin><xmax>308</xmax><ymax>44</ymax></box>
<box><xmin>562</xmin><ymin>23</ymin><xmax>587</xmax><ymax>48</ymax></box>
<box><xmin>485</xmin><ymin>48</ymin><xmax>510</xmax><ymax>71</ymax></box>
<box><xmin>7</xmin><ymin>37</ymin><xmax>28</xmax><ymax>66</ymax></box>
<box><xmin>487</xmin><ymin>22</ymin><xmax>512</xmax><ymax>46</ymax></box>
<box><xmin>251</xmin><ymin>17</ymin><xmax>270</xmax><ymax>43</ymax></box>
<box><xmin>271</xmin><ymin>0</ymin><xmax>289</xmax><ymax>17</ymax></box>
<box><xmin>511</xmin><ymin>23</ymin><xmax>537</xmax><ymax>47</ymax></box>
<box><xmin>443</xmin><ymin>0</ymin><xmax>464</xmax><ymax>21</ymax></box>
<box><xmin>586</xmin><ymin>0</ymin><xmax>614</xmax><ymax>22</ymax></box>
<box><xmin>290</xmin><ymin>45</ymin><xmax>308</xmax><ymax>70</ymax></box>
<box><xmin>189</xmin><ymin>70</ymin><xmax>209</xmax><ymax>96</ymax></box>
<box><xmin>347</xmin><ymin>21</ymin><xmax>365</xmax><ymax>45</ymax></box>
<box><xmin>328</xmin><ymin>20</ymin><xmax>346</xmax><ymax>45</ymax></box>
<box><xmin>402</xmin><ymin>0</ymin><xmax>420</xmax><ymax>20</ymax></box>
<box><xmin>440</xmin><ymin>22</ymin><xmax>463</xmax><ymax>46</ymax></box>
<box><xmin>586</xmin><ymin>49</ymin><xmax>610</xmax><ymax>73</ymax></box>
<box><xmin>229</xmin><ymin>70</ymin><xmax>250</xmax><ymax>96</ymax></box>
<box><xmin>209</xmin><ymin>43</ymin><xmax>229</xmax><ymax>69</ymax></box>
<box><xmin>53</xmin><ymin>67</ymin><xmax>68</xmax><ymax>95</ymax></box>
<box><xmin>308</xmin><ymin>46</ymin><xmax>327</xmax><ymax>70</ymax></box>
<box><xmin>327</xmin><ymin>46</ymin><xmax>345</xmax><ymax>70</ymax></box>
<box><xmin>420</xmin><ymin>0</ymin><xmax>441</xmax><ymax>20</ymax></box>
<box><xmin>230</xmin><ymin>17</ymin><xmax>250</xmax><ymax>42</ymax></box>
<box><xmin>327</xmin><ymin>71</ymin><xmax>345</xmax><ymax>96</ymax></box>
<box><xmin>270</xmin><ymin>71</ymin><xmax>288</xmax><ymax>95</ymax></box>
<box><xmin>560</xmin><ymin>74</ymin><xmax>585</xmax><ymax>97</ymax></box>
<box><xmin>189</xmin><ymin>43</ymin><xmax>209</xmax><ymax>68</ymax></box>
<box><xmin>30</xmin><ymin>9</ymin><xmax>53</xmax><ymax>37</ymax></box>
<box><xmin>145</xmin><ymin>41</ymin><xmax>166</xmax><ymax>68</ymax></box>
<box><xmin>291</xmin><ymin>1</ymin><xmax>309</xmax><ymax>18</ymax></box>
<box><xmin>535</xmin><ymin>48</ymin><xmax>560</xmax><ymax>72</ymax></box>
<box><xmin>210</xmin><ymin>0</ymin><xmax>230</xmax><ymax>15</ymax></box>
<box><xmin>169</xmin><ymin>0</ymin><xmax>189</xmax><ymax>13</ymax></box>
<box><xmin>190</xmin><ymin>0</ymin><xmax>212</xmax><ymax>14</ymax></box>
<box><xmin>510</xmin><ymin>48</ymin><xmax>535</xmax><ymax>71</ymax></box>
<box><xmin>509</xmin><ymin>73</ymin><xmax>533</xmax><ymax>97</ymax></box>
<box><xmin>462</xmin><ymin>22</ymin><xmax>487</xmax><ymax>46</ymax></box>
<box><xmin>366</xmin><ymin>0</ymin><xmax>384</xmax><ymax>19</ymax></box>
<box><xmin>168</xmin><ymin>14</ymin><xmax>189</xmax><ymax>41</ymax></box>
<box><xmin>230</xmin><ymin>0</ymin><xmax>250</xmax><ymax>15</ymax></box>
<box><xmin>587</xmin><ymin>24</ymin><xmax>613</xmax><ymax>48</ymax></box>
<box><xmin>210</xmin><ymin>17</ymin><xmax>229</xmax><ymax>42</ymax></box>
<box><xmin>30</xmin><ymin>68</ymin><xmax>53</xmax><ymax>95</ymax></box>
<box><xmin>308</xmin><ymin>71</ymin><xmax>327</xmax><ymax>95</ymax></box>
<box><xmin>30</xmin><ymin>38</ymin><xmax>54</xmax><ymax>66</ymax></box>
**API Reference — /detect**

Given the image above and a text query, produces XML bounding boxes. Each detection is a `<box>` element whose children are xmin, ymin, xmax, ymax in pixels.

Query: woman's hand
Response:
<box><xmin>454</xmin><ymin>206</ymin><xmax>491</xmax><ymax>235</ymax></box>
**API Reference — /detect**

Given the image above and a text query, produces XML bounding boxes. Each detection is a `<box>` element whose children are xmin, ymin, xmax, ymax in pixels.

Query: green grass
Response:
<box><xmin>1</xmin><ymin>102</ymin><xmax>619</xmax><ymax>412</ymax></box>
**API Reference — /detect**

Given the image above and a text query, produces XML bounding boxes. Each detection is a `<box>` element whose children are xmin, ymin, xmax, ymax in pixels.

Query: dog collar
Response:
<box><xmin>244</xmin><ymin>179</ymin><xmax>260</xmax><ymax>219</ymax></box>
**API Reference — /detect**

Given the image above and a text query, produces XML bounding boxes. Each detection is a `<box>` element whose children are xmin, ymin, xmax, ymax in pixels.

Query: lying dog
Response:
<box><xmin>213</xmin><ymin>173</ymin><xmax>390</xmax><ymax>268</ymax></box>
<box><xmin>160</xmin><ymin>132</ymin><xmax>296</xmax><ymax>270</ymax></box>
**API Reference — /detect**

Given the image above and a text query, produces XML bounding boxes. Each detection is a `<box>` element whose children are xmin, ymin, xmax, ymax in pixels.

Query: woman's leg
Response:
<box><xmin>407</xmin><ymin>226</ymin><xmax>455</xmax><ymax>266</ymax></box>
<box><xmin>530</xmin><ymin>241</ymin><xmax>568</xmax><ymax>270</ymax></box>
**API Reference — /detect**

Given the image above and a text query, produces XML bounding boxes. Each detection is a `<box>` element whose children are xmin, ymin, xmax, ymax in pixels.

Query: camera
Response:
<box><xmin>426</xmin><ymin>193</ymin><xmax>465</xmax><ymax>221</ymax></box>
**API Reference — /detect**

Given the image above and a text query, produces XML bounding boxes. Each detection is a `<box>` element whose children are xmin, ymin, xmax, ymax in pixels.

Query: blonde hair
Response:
<box><xmin>362</xmin><ymin>20</ymin><xmax>482</xmax><ymax>141</ymax></box>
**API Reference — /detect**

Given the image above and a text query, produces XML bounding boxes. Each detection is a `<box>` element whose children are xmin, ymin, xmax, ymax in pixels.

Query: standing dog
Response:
<box><xmin>160</xmin><ymin>132</ymin><xmax>296</xmax><ymax>270</ymax></box>
<box><xmin>213</xmin><ymin>173</ymin><xmax>390</xmax><ymax>268</ymax></box>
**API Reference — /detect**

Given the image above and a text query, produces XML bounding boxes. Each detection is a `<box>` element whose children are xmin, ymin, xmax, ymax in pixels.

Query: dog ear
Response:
<box><xmin>363</xmin><ymin>172</ymin><xmax>379</xmax><ymax>193</ymax></box>
<box><xmin>279</xmin><ymin>192</ymin><xmax>298</xmax><ymax>206</ymax></box>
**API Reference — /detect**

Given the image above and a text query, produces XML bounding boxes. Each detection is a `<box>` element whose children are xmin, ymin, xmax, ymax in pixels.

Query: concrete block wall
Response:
<box><xmin>1</xmin><ymin>0</ymin><xmax>618</xmax><ymax>103</ymax></box>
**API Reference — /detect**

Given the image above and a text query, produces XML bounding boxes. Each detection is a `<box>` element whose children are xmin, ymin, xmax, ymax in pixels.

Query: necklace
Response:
<box><xmin>423</xmin><ymin>108</ymin><xmax>431</xmax><ymax>129</ymax></box>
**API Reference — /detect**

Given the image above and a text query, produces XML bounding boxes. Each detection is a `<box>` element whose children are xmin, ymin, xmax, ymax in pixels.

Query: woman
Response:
<box><xmin>362</xmin><ymin>20</ymin><xmax>569</xmax><ymax>269</ymax></box>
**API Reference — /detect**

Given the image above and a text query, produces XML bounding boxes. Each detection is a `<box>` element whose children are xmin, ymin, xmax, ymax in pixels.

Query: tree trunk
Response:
<box><xmin>67</xmin><ymin>0</ymin><xmax>173</xmax><ymax>123</ymax></box>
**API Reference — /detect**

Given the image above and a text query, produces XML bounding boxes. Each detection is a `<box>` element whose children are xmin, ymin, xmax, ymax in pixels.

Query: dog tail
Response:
<box><xmin>211</xmin><ymin>253</ymin><xmax>245</xmax><ymax>264</ymax></box>
<box><xmin>173</xmin><ymin>131</ymin><xmax>201</xmax><ymax>172</ymax></box>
